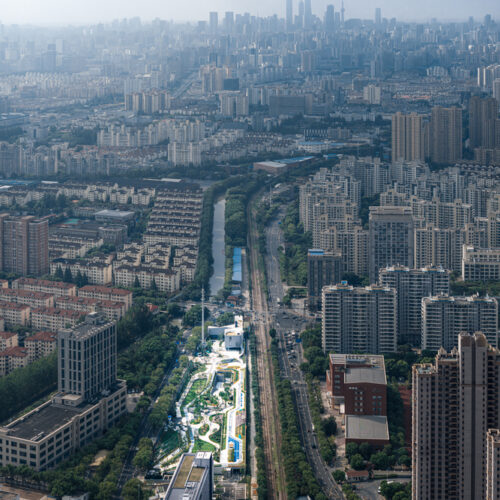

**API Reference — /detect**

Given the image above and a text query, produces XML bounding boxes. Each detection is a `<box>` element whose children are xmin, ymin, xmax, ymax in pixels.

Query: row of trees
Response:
<box><xmin>279</xmin><ymin>199</ymin><xmax>311</xmax><ymax>286</ymax></box>
<box><xmin>270</xmin><ymin>337</ymin><xmax>327</xmax><ymax>500</ymax></box>
<box><xmin>249</xmin><ymin>331</ymin><xmax>268</xmax><ymax>499</ymax></box>
<box><xmin>148</xmin><ymin>356</ymin><xmax>192</xmax><ymax>429</ymax></box>
<box><xmin>53</xmin><ymin>266</ymin><xmax>89</xmax><ymax>287</ymax></box>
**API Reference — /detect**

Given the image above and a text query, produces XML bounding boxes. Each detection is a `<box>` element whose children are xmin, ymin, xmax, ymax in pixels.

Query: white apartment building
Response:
<box><xmin>379</xmin><ymin>266</ymin><xmax>450</xmax><ymax>346</ymax></box>
<box><xmin>421</xmin><ymin>295</ymin><xmax>498</xmax><ymax>351</ymax></box>
<box><xmin>462</xmin><ymin>245</ymin><xmax>500</xmax><ymax>281</ymax></box>
<box><xmin>322</xmin><ymin>283</ymin><xmax>397</xmax><ymax>354</ymax></box>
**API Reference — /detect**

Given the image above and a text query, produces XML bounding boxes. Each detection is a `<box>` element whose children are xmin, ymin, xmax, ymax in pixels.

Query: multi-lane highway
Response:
<box><xmin>264</xmin><ymin>207</ymin><xmax>344</xmax><ymax>500</ymax></box>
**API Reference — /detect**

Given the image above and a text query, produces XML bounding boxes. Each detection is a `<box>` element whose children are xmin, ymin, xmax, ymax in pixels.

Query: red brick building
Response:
<box><xmin>327</xmin><ymin>354</ymin><xmax>390</xmax><ymax>448</ymax></box>
<box><xmin>327</xmin><ymin>353</ymin><xmax>387</xmax><ymax>416</ymax></box>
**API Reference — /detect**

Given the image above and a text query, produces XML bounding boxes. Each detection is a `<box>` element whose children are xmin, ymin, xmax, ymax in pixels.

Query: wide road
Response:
<box><xmin>247</xmin><ymin>195</ymin><xmax>287</xmax><ymax>499</ymax></box>
<box><xmin>265</xmin><ymin>208</ymin><xmax>344</xmax><ymax>500</ymax></box>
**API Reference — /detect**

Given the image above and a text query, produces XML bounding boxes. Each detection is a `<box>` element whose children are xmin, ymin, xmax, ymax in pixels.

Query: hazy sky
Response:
<box><xmin>1</xmin><ymin>0</ymin><xmax>498</xmax><ymax>25</ymax></box>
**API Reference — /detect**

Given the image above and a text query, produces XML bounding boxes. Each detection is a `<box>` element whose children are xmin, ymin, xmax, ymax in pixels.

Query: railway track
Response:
<box><xmin>247</xmin><ymin>196</ymin><xmax>287</xmax><ymax>500</ymax></box>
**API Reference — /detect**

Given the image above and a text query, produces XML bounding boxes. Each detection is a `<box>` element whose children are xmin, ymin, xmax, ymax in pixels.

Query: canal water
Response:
<box><xmin>209</xmin><ymin>198</ymin><xmax>226</xmax><ymax>297</ymax></box>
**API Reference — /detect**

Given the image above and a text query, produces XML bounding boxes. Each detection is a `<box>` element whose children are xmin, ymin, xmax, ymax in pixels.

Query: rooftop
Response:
<box><xmin>345</xmin><ymin>415</ymin><xmax>390</xmax><ymax>442</ymax></box>
<box><xmin>2</xmin><ymin>402</ymin><xmax>88</xmax><ymax>441</ymax></box>
<box><xmin>345</xmin><ymin>366</ymin><xmax>387</xmax><ymax>385</ymax></box>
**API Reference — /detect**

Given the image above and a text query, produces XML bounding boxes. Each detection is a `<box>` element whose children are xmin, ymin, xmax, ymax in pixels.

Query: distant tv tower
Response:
<box><xmin>341</xmin><ymin>0</ymin><xmax>345</xmax><ymax>25</ymax></box>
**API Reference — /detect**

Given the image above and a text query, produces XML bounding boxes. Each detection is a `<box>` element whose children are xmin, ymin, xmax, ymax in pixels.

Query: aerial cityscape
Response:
<box><xmin>0</xmin><ymin>1</ymin><xmax>498</xmax><ymax>499</ymax></box>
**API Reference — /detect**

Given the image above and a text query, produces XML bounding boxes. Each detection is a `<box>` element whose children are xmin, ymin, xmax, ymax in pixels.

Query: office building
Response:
<box><xmin>58</xmin><ymin>315</ymin><xmax>117</xmax><ymax>400</ymax></box>
<box><xmin>0</xmin><ymin>314</ymin><xmax>127</xmax><ymax>471</ymax></box>
<box><xmin>165</xmin><ymin>452</ymin><xmax>214</xmax><ymax>500</ymax></box>
<box><xmin>487</xmin><ymin>429</ymin><xmax>500</xmax><ymax>500</ymax></box>
<box><xmin>307</xmin><ymin>249</ymin><xmax>342</xmax><ymax>311</ymax></box>
<box><xmin>375</xmin><ymin>7</ymin><xmax>382</xmax><ymax>25</ymax></box>
<box><xmin>412</xmin><ymin>332</ymin><xmax>500</xmax><ymax>500</ymax></box>
<box><xmin>391</xmin><ymin>112</ymin><xmax>425</xmax><ymax>162</ymax></box>
<box><xmin>322</xmin><ymin>283</ymin><xmax>397</xmax><ymax>354</ymax></box>
<box><xmin>430</xmin><ymin>106</ymin><xmax>462</xmax><ymax>164</ymax></box>
<box><xmin>421</xmin><ymin>295</ymin><xmax>498</xmax><ymax>351</ymax></box>
<box><xmin>369</xmin><ymin>206</ymin><xmax>415</xmax><ymax>282</ymax></box>
<box><xmin>0</xmin><ymin>215</ymin><xmax>49</xmax><ymax>276</ymax></box>
<box><xmin>379</xmin><ymin>266</ymin><xmax>450</xmax><ymax>346</ymax></box>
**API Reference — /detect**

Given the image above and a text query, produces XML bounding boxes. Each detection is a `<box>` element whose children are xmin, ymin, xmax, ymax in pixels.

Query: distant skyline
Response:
<box><xmin>0</xmin><ymin>0</ymin><xmax>498</xmax><ymax>26</ymax></box>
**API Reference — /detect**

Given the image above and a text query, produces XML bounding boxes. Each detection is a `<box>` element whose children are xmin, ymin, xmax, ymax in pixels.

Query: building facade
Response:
<box><xmin>369</xmin><ymin>206</ymin><xmax>415</xmax><ymax>282</ymax></box>
<box><xmin>307</xmin><ymin>249</ymin><xmax>342</xmax><ymax>311</ymax></box>
<box><xmin>421</xmin><ymin>295</ymin><xmax>498</xmax><ymax>351</ymax></box>
<box><xmin>379</xmin><ymin>266</ymin><xmax>450</xmax><ymax>346</ymax></box>
<box><xmin>322</xmin><ymin>283</ymin><xmax>397</xmax><ymax>354</ymax></box>
<box><xmin>412</xmin><ymin>332</ymin><xmax>500</xmax><ymax>500</ymax></box>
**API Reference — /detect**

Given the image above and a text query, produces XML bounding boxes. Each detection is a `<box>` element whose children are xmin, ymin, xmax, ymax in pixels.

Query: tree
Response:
<box><xmin>216</xmin><ymin>311</ymin><xmax>234</xmax><ymax>326</ymax></box>
<box><xmin>55</xmin><ymin>266</ymin><xmax>64</xmax><ymax>280</ymax></box>
<box><xmin>123</xmin><ymin>479</ymin><xmax>149</xmax><ymax>500</ymax></box>
<box><xmin>333</xmin><ymin>470</ymin><xmax>346</xmax><ymax>483</ymax></box>
<box><xmin>345</xmin><ymin>442</ymin><xmax>359</xmax><ymax>459</ymax></box>
<box><xmin>359</xmin><ymin>442</ymin><xmax>372</xmax><ymax>460</ymax></box>
<box><xmin>350</xmin><ymin>453</ymin><xmax>365</xmax><ymax>470</ymax></box>
<box><xmin>134</xmin><ymin>276</ymin><xmax>141</xmax><ymax>288</ymax></box>
<box><xmin>151</xmin><ymin>278</ymin><xmax>158</xmax><ymax>291</ymax></box>
<box><xmin>370</xmin><ymin>451</ymin><xmax>390</xmax><ymax>470</ymax></box>
<box><xmin>322</xmin><ymin>416</ymin><xmax>337</xmax><ymax>436</ymax></box>
<box><xmin>182</xmin><ymin>305</ymin><xmax>210</xmax><ymax>327</ymax></box>
<box><xmin>63</xmin><ymin>267</ymin><xmax>73</xmax><ymax>283</ymax></box>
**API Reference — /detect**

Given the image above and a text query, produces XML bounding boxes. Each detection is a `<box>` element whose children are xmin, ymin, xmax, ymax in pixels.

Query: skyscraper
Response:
<box><xmin>368</xmin><ymin>206</ymin><xmax>415</xmax><ymax>283</ymax></box>
<box><xmin>379</xmin><ymin>266</ymin><xmax>450</xmax><ymax>346</ymax></box>
<box><xmin>304</xmin><ymin>0</ymin><xmax>312</xmax><ymax>28</ymax></box>
<box><xmin>324</xmin><ymin>5</ymin><xmax>334</xmax><ymax>31</ymax></box>
<box><xmin>421</xmin><ymin>295</ymin><xmax>498</xmax><ymax>351</ymax></box>
<box><xmin>286</xmin><ymin>0</ymin><xmax>294</xmax><ymax>30</ymax></box>
<box><xmin>224</xmin><ymin>12</ymin><xmax>234</xmax><ymax>33</ymax></box>
<box><xmin>412</xmin><ymin>332</ymin><xmax>500</xmax><ymax>499</ymax></box>
<box><xmin>0</xmin><ymin>214</ymin><xmax>49</xmax><ymax>276</ymax></box>
<box><xmin>375</xmin><ymin>7</ymin><xmax>382</xmax><ymax>25</ymax></box>
<box><xmin>209</xmin><ymin>12</ymin><xmax>218</xmax><ymax>34</ymax></box>
<box><xmin>430</xmin><ymin>106</ymin><xmax>463</xmax><ymax>164</ymax></box>
<box><xmin>322</xmin><ymin>283</ymin><xmax>397</xmax><ymax>354</ymax></box>
<box><xmin>469</xmin><ymin>96</ymin><xmax>499</xmax><ymax>149</ymax></box>
<box><xmin>391</xmin><ymin>112</ymin><xmax>426</xmax><ymax>162</ymax></box>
